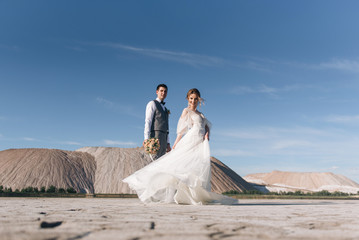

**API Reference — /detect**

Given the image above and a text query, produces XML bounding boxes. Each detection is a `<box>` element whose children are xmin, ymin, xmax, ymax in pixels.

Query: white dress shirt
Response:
<box><xmin>144</xmin><ymin>98</ymin><xmax>169</xmax><ymax>144</ymax></box>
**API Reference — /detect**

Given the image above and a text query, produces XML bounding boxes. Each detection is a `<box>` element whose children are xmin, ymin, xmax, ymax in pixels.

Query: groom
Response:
<box><xmin>144</xmin><ymin>84</ymin><xmax>171</xmax><ymax>158</ymax></box>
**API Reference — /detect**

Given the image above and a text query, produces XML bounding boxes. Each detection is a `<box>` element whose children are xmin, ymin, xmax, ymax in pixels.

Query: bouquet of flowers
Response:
<box><xmin>144</xmin><ymin>138</ymin><xmax>160</xmax><ymax>161</ymax></box>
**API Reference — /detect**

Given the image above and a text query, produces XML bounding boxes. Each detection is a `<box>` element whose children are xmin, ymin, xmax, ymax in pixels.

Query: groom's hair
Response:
<box><xmin>156</xmin><ymin>84</ymin><xmax>168</xmax><ymax>90</ymax></box>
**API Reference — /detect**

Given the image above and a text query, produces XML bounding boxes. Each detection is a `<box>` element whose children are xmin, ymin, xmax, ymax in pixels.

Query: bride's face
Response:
<box><xmin>188</xmin><ymin>93</ymin><xmax>199</xmax><ymax>108</ymax></box>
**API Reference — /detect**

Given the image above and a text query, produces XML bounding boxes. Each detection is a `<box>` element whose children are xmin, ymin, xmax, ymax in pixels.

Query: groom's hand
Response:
<box><xmin>166</xmin><ymin>143</ymin><xmax>171</xmax><ymax>152</ymax></box>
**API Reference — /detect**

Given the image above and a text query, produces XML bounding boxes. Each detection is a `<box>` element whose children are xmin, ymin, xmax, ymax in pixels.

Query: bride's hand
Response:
<box><xmin>204</xmin><ymin>132</ymin><xmax>209</xmax><ymax>141</ymax></box>
<box><xmin>204</xmin><ymin>125</ymin><xmax>210</xmax><ymax>141</ymax></box>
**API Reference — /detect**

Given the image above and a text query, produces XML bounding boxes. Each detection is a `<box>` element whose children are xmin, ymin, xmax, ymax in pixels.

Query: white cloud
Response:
<box><xmin>95</xmin><ymin>42</ymin><xmax>225</xmax><ymax>68</ymax></box>
<box><xmin>96</xmin><ymin>97</ymin><xmax>142</xmax><ymax>118</ymax></box>
<box><xmin>61</xmin><ymin>141</ymin><xmax>82</xmax><ymax>146</ymax></box>
<box><xmin>325</xmin><ymin>115</ymin><xmax>359</xmax><ymax>124</ymax></box>
<box><xmin>211</xmin><ymin>148</ymin><xmax>253</xmax><ymax>157</ymax></box>
<box><xmin>220</xmin><ymin>127</ymin><xmax>326</xmax><ymax>140</ymax></box>
<box><xmin>23</xmin><ymin>137</ymin><xmax>37</xmax><ymax>141</ymax></box>
<box><xmin>232</xmin><ymin>57</ymin><xmax>359</xmax><ymax>74</ymax></box>
<box><xmin>96</xmin><ymin>97</ymin><xmax>114</xmax><ymax>108</ymax></box>
<box><xmin>87</xmin><ymin>42</ymin><xmax>275</xmax><ymax>71</ymax></box>
<box><xmin>230</xmin><ymin>84</ymin><xmax>301</xmax><ymax>96</ymax></box>
<box><xmin>280</xmin><ymin>58</ymin><xmax>359</xmax><ymax>73</ymax></box>
<box><xmin>103</xmin><ymin>140</ymin><xmax>136</xmax><ymax>146</ymax></box>
<box><xmin>0</xmin><ymin>43</ymin><xmax>19</xmax><ymax>51</ymax></box>
<box><xmin>230</xmin><ymin>85</ymin><xmax>279</xmax><ymax>96</ymax></box>
<box><xmin>85</xmin><ymin>41</ymin><xmax>359</xmax><ymax>74</ymax></box>
<box><xmin>219</xmin><ymin>129</ymin><xmax>270</xmax><ymax>140</ymax></box>
<box><xmin>330</xmin><ymin>166</ymin><xmax>339</xmax><ymax>170</ymax></box>
<box><xmin>316</xmin><ymin>59</ymin><xmax>359</xmax><ymax>73</ymax></box>
<box><xmin>66</xmin><ymin>46</ymin><xmax>86</xmax><ymax>52</ymax></box>
<box><xmin>271</xmin><ymin>140</ymin><xmax>314</xmax><ymax>150</ymax></box>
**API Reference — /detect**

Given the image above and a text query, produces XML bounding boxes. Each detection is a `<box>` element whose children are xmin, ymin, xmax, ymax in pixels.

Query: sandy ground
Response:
<box><xmin>1</xmin><ymin>198</ymin><xmax>359</xmax><ymax>240</ymax></box>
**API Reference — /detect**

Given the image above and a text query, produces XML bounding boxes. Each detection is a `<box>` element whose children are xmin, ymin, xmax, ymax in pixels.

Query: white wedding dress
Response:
<box><xmin>123</xmin><ymin>108</ymin><xmax>238</xmax><ymax>205</ymax></box>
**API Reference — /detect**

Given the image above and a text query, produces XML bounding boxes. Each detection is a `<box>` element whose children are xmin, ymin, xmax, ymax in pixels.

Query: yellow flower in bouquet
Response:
<box><xmin>144</xmin><ymin>138</ymin><xmax>160</xmax><ymax>155</ymax></box>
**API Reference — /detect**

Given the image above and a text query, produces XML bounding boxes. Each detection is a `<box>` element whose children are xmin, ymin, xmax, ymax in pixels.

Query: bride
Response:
<box><xmin>123</xmin><ymin>88</ymin><xmax>237</xmax><ymax>205</ymax></box>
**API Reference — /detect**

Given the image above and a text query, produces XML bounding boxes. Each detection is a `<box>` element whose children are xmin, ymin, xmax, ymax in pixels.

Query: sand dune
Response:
<box><xmin>244</xmin><ymin>170</ymin><xmax>359</xmax><ymax>193</ymax></box>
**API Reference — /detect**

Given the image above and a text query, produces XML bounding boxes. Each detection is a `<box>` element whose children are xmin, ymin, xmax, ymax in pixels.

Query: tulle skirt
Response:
<box><xmin>123</xmin><ymin>127</ymin><xmax>238</xmax><ymax>205</ymax></box>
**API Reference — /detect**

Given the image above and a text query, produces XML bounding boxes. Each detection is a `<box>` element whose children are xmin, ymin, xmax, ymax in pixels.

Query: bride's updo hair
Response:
<box><xmin>186</xmin><ymin>88</ymin><xmax>204</xmax><ymax>106</ymax></box>
<box><xmin>186</xmin><ymin>88</ymin><xmax>200</xmax><ymax>98</ymax></box>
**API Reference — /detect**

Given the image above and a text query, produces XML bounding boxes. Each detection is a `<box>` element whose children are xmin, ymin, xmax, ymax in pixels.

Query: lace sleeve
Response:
<box><xmin>200</xmin><ymin>113</ymin><xmax>212</xmax><ymax>130</ymax></box>
<box><xmin>177</xmin><ymin>108</ymin><xmax>193</xmax><ymax>135</ymax></box>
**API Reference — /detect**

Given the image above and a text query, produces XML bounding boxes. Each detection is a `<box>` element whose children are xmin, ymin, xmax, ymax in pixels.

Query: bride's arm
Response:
<box><xmin>172</xmin><ymin>134</ymin><xmax>182</xmax><ymax>149</ymax></box>
<box><xmin>202</xmin><ymin>113</ymin><xmax>211</xmax><ymax>141</ymax></box>
<box><xmin>204</xmin><ymin>125</ymin><xmax>210</xmax><ymax>140</ymax></box>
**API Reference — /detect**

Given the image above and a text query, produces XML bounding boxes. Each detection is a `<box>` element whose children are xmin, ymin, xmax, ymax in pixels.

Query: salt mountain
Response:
<box><xmin>0</xmin><ymin>147</ymin><xmax>254</xmax><ymax>194</ymax></box>
<box><xmin>244</xmin><ymin>170</ymin><xmax>359</xmax><ymax>194</ymax></box>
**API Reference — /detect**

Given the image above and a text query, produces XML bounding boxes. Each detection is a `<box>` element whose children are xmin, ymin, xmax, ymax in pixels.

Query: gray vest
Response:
<box><xmin>150</xmin><ymin>100</ymin><xmax>169</xmax><ymax>133</ymax></box>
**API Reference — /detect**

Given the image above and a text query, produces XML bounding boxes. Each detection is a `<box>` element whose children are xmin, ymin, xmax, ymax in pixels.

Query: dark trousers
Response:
<box><xmin>150</xmin><ymin>130</ymin><xmax>168</xmax><ymax>159</ymax></box>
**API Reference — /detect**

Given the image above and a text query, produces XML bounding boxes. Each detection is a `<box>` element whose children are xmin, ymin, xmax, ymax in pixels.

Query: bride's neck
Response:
<box><xmin>188</xmin><ymin>106</ymin><xmax>197</xmax><ymax>111</ymax></box>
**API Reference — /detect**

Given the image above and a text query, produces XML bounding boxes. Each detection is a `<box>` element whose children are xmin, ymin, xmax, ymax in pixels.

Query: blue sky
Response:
<box><xmin>1</xmin><ymin>1</ymin><xmax>359</xmax><ymax>182</ymax></box>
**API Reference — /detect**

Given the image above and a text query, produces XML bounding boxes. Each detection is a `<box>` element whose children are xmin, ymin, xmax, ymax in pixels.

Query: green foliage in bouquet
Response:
<box><xmin>144</xmin><ymin>138</ymin><xmax>160</xmax><ymax>155</ymax></box>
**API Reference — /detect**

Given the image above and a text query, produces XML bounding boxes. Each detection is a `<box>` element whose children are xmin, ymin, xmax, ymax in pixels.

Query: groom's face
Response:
<box><xmin>156</xmin><ymin>87</ymin><xmax>167</xmax><ymax>101</ymax></box>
